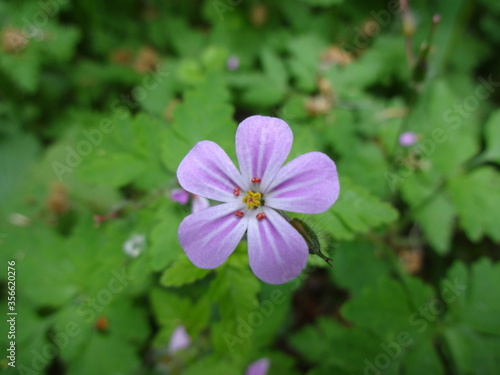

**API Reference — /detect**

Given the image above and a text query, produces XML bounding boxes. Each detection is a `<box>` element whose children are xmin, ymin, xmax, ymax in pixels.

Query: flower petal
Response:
<box><xmin>246</xmin><ymin>358</ymin><xmax>270</xmax><ymax>375</ymax></box>
<box><xmin>191</xmin><ymin>195</ymin><xmax>210</xmax><ymax>213</ymax></box>
<box><xmin>265</xmin><ymin>152</ymin><xmax>339</xmax><ymax>214</ymax></box>
<box><xmin>177</xmin><ymin>141</ymin><xmax>246</xmax><ymax>202</ymax></box>
<box><xmin>247</xmin><ymin>208</ymin><xmax>308</xmax><ymax>284</ymax></box>
<box><xmin>170</xmin><ymin>188</ymin><xmax>190</xmax><ymax>205</ymax></box>
<box><xmin>236</xmin><ymin>116</ymin><xmax>293</xmax><ymax>191</ymax></box>
<box><xmin>178</xmin><ymin>202</ymin><xmax>248</xmax><ymax>269</ymax></box>
<box><xmin>167</xmin><ymin>325</ymin><xmax>191</xmax><ymax>354</ymax></box>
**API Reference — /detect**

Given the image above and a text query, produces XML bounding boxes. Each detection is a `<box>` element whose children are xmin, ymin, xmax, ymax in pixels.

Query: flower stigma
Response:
<box><xmin>242</xmin><ymin>190</ymin><xmax>263</xmax><ymax>209</ymax></box>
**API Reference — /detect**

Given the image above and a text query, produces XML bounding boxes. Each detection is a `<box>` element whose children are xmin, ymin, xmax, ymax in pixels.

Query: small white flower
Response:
<box><xmin>123</xmin><ymin>233</ymin><xmax>146</xmax><ymax>258</ymax></box>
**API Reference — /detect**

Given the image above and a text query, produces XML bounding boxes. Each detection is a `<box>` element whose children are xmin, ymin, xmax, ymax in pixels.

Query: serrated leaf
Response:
<box><xmin>330</xmin><ymin>241</ymin><xmax>390</xmax><ymax>295</ymax></box>
<box><xmin>150</xmin><ymin>288</ymin><xmax>191</xmax><ymax>331</ymax></box>
<box><xmin>338</xmin><ymin>142</ymin><xmax>391</xmax><ymax>197</ymax></box>
<box><xmin>160</xmin><ymin>252</ymin><xmax>211</xmax><ymax>287</ymax></box>
<box><xmin>78</xmin><ymin>153</ymin><xmax>146</xmax><ymax>187</ymax></box>
<box><xmin>290</xmin><ymin>318</ymin><xmax>394</xmax><ymax>373</ymax></box>
<box><xmin>400</xmin><ymin>173</ymin><xmax>455</xmax><ymax>254</ymax></box>
<box><xmin>444</xmin><ymin>325</ymin><xmax>500</xmax><ymax>375</ymax></box>
<box><xmin>341</xmin><ymin>276</ymin><xmax>435</xmax><ymax>340</ymax></box>
<box><xmin>148</xmin><ymin>206</ymin><xmax>183</xmax><ymax>271</ymax></box>
<box><xmin>0</xmin><ymin>47</ymin><xmax>41</xmax><ymax>93</ymax></box>
<box><xmin>447</xmin><ymin>167</ymin><xmax>500</xmax><ymax>242</ymax></box>
<box><xmin>162</xmin><ymin>73</ymin><xmax>235</xmax><ymax>170</ymax></box>
<box><xmin>325</xmin><ymin>177</ymin><xmax>398</xmax><ymax>239</ymax></box>
<box><xmin>208</xmin><ymin>253</ymin><xmax>261</xmax><ymax>322</ymax></box>
<box><xmin>242</xmin><ymin>49</ymin><xmax>287</xmax><ymax>107</ymax></box>
<box><xmin>76</xmin><ymin>113</ymin><xmax>168</xmax><ymax>189</ymax></box>
<box><xmin>402</xmin><ymin>339</ymin><xmax>445</xmax><ymax>375</ymax></box>
<box><xmin>459</xmin><ymin>258</ymin><xmax>500</xmax><ymax>335</ymax></box>
<box><xmin>208</xmin><ymin>252</ymin><xmax>261</xmax><ymax>355</ymax></box>
<box><xmin>287</xmin><ymin>34</ymin><xmax>327</xmax><ymax>92</ymax></box>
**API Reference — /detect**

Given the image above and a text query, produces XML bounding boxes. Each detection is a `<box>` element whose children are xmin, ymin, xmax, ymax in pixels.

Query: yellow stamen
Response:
<box><xmin>242</xmin><ymin>191</ymin><xmax>263</xmax><ymax>210</ymax></box>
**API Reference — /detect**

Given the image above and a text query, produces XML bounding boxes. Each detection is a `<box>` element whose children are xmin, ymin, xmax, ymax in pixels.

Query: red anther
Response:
<box><xmin>251</xmin><ymin>177</ymin><xmax>262</xmax><ymax>183</ymax></box>
<box><xmin>233</xmin><ymin>187</ymin><xmax>241</xmax><ymax>196</ymax></box>
<box><xmin>234</xmin><ymin>211</ymin><xmax>244</xmax><ymax>217</ymax></box>
<box><xmin>256</xmin><ymin>213</ymin><xmax>266</xmax><ymax>220</ymax></box>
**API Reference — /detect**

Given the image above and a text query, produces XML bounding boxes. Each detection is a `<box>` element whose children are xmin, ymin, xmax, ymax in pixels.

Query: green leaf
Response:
<box><xmin>15</xmin><ymin>226</ymin><xmax>77</xmax><ymax>307</ymax></box>
<box><xmin>0</xmin><ymin>47</ymin><xmax>41</xmax><ymax>93</ymax></box>
<box><xmin>52</xmin><ymin>296</ymin><xmax>148</xmax><ymax>375</ymax></box>
<box><xmin>483</xmin><ymin>109</ymin><xmax>500</xmax><ymax>163</ymax></box>
<box><xmin>322</xmin><ymin>177</ymin><xmax>398</xmax><ymax>240</ymax></box>
<box><xmin>402</xmin><ymin>339</ymin><xmax>445</xmax><ymax>375</ymax></box>
<box><xmin>453</xmin><ymin>258</ymin><xmax>500</xmax><ymax>335</ymax></box>
<box><xmin>183</xmin><ymin>355</ymin><xmax>240</xmax><ymax>375</ymax></box>
<box><xmin>208</xmin><ymin>251</ymin><xmax>261</xmax><ymax>354</ymax></box>
<box><xmin>148</xmin><ymin>204</ymin><xmax>183</xmax><ymax>271</ymax></box>
<box><xmin>338</xmin><ymin>141</ymin><xmax>391</xmax><ymax>197</ymax></box>
<box><xmin>330</xmin><ymin>241</ymin><xmax>391</xmax><ymax>296</ymax></box>
<box><xmin>209</xmin><ymin>252</ymin><xmax>261</xmax><ymax>321</ymax></box>
<box><xmin>162</xmin><ymin>73</ymin><xmax>235</xmax><ymax>171</ymax></box>
<box><xmin>300</xmin><ymin>0</ymin><xmax>344</xmax><ymax>6</ymax></box>
<box><xmin>400</xmin><ymin>173</ymin><xmax>456</xmax><ymax>254</ymax></box>
<box><xmin>79</xmin><ymin>153</ymin><xmax>146</xmax><ymax>187</ymax></box>
<box><xmin>290</xmin><ymin>318</ymin><xmax>395</xmax><ymax>374</ymax></box>
<box><xmin>447</xmin><ymin>167</ymin><xmax>500</xmax><ymax>242</ymax></box>
<box><xmin>160</xmin><ymin>252</ymin><xmax>212</xmax><ymax>287</ymax></box>
<box><xmin>341</xmin><ymin>276</ymin><xmax>436</xmax><ymax>340</ymax></box>
<box><xmin>76</xmin><ymin>113</ymin><xmax>168</xmax><ymax>189</ymax></box>
<box><xmin>287</xmin><ymin>34</ymin><xmax>327</xmax><ymax>92</ymax></box>
<box><xmin>444</xmin><ymin>325</ymin><xmax>500</xmax><ymax>375</ymax></box>
<box><xmin>242</xmin><ymin>48</ymin><xmax>287</xmax><ymax>107</ymax></box>
<box><xmin>426</xmin><ymin>82</ymin><xmax>479</xmax><ymax>177</ymax></box>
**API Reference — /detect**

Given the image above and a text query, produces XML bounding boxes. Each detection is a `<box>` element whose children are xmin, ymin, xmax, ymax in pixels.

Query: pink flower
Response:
<box><xmin>170</xmin><ymin>188</ymin><xmax>190</xmax><ymax>205</ymax></box>
<box><xmin>398</xmin><ymin>131</ymin><xmax>418</xmax><ymax>147</ymax></box>
<box><xmin>227</xmin><ymin>55</ymin><xmax>240</xmax><ymax>71</ymax></box>
<box><xmin>177</xmin><ymin>116</ymin><xmax>339</xmax><ymax>284</ymax></box>
<box><xmin>167</xmin><ymin>325</ymin><xmax>191</xmax><ymax>354</ymax></box>
<box><xmin>170</xmin><ymin>188</ymin><xmax>210</xmax><ymax>213</ymax></box>
<box><xmin>246</xmin><ymin>358</ymin><xmax>270</xmax><ymax>375</ymax></box>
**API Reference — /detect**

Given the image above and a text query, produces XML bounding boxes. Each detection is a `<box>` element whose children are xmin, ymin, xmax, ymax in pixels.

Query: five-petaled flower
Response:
<box><xmin>177</xmin><ymin>115</ymin><xmax>339</xmax><ymax>284</ymax></box>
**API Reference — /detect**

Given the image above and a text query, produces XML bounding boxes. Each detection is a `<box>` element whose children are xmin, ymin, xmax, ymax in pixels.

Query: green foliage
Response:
<box><xmin>1</xmin><ymin>0</ymin><xmax>499</xmax><ymax>374</ymax></box>
<box><xmin>320</xmin><ymin>177</ymin><xmax>399</xmax><ymax>241</ymax></box>
<box><xmin>448</xmin><ymin>167</ymin><xmax>500</xmax><ymax>242</ymax></box>
<box><xmin>162</xmin><ymin>73</ymin><xmax>236</xmax><ymax>171</ymax></box>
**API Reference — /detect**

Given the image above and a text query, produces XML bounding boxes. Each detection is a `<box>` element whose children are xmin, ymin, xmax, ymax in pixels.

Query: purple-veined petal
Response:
<box><xmin>177</xmin><ymin>141</ymin><xmax>246</xmax><ymax>203</ymax></box>
<box><xmin>191</xmin><ymin>195</ymin><xmax>210</xmax><ymax>213</ymax></box>
<box><xmin>236</xmin><ymin>116</ymin><xmax>293</xmax><ymax>192</ymax></box>
<box><xmin>178</xmin><ymin>202</ymin><xmax>249</xmax><ymax>269</ymax></box>
<box><xmin>170</xmin><ymin>188</ymin><xmax>190</xmax><ymax>205</ymax></box>
<box><xmin>247</xmin><ymin>208</ymin><xmax>308</xmax><ymax>284</ymax></box>
<box><xmin>167</xmin><ymin>325</ymin><xmax>191</xmax><ymax>354</ymax></box>
<box><xmin>246</xmin><ymin>358</ymin><xmax>270</xmax><ymax>375</ymax></box>
<box><xmin>265</xmin><ymin>152</ymin><xmax>339</xmax><ymax>214</ymax></box>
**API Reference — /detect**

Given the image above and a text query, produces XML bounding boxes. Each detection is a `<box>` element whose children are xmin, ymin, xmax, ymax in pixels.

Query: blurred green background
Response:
<box><xmin>1</xmin><ymin>0</ymin><xmax>500</xmax><ymax>374</ymax></box>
